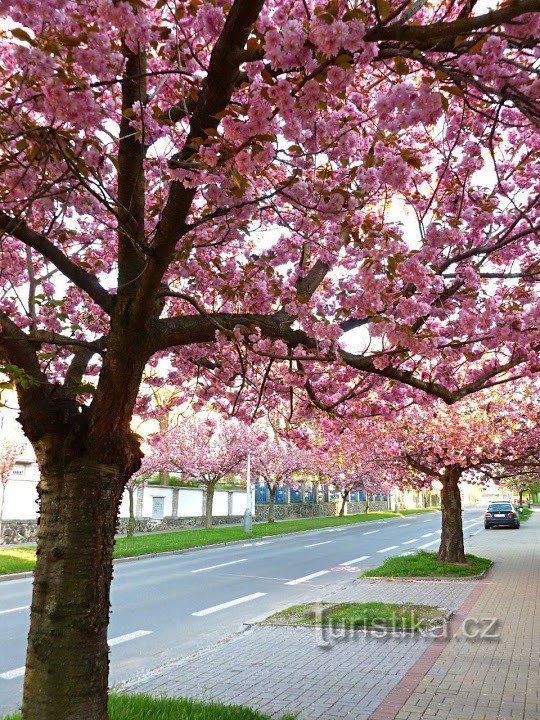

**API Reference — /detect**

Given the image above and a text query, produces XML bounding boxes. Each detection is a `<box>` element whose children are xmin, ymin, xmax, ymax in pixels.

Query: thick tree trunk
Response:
<box><xmin>22</xmin><ymin>460</ymin><xmax>125</xmax><ymax>720</ymax></box>
<box><xmin>127</xmin><ymin>487</ymin><xmax>136</xmax><ymax>537</ymax></box>
<box><xmin>268</xmin><ymin>485</ymin><xmax>276</xmax><ymax>522</ymax></box>
<box><xmin>437</xmin><ymin>467</ymin><xmax>466</xmax><ymax>564</ymax></box>
<box><xmin>365</xmin><ymin>492</ymin><xmax>370</xmax><ymax>513</ymax></box>
<box><xmin>204</xmin><ymin>484</ymin><xmax>215</xmax><ymax>528</ymax></box>
<box><xmin>339</xmin><ymin>489</ymin><xmax>350</xmax><ymax>516</ymax></box>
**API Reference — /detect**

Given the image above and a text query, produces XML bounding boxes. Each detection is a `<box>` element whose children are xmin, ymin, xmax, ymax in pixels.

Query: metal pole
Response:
<box><xmin>243</xmin><ymin>452</ymin><xmax>253</xmax><ymax>533</ymax></box>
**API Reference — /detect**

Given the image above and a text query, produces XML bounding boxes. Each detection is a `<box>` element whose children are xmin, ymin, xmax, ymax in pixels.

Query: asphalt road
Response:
<box><xmin>0</xmin><ymin>508</ymin><xmax>483</xmax><ymax>714</ymax></box>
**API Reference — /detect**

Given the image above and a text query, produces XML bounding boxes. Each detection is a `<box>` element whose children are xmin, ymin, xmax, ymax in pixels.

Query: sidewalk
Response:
<box><xmin>121</xmin><ymin>514</ymin><xmax>540</xmax><ymax>720</ymax></box>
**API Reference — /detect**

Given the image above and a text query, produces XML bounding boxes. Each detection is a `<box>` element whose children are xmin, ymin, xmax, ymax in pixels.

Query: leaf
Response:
<box><xmin>394</xmin><ymin>57</ymin><xmax>409</xmax><ymax>76</ymax></box>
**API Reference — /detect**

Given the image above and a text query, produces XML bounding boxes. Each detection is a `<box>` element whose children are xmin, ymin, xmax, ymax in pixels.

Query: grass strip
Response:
<box><xmin>0</xmin><ymin>509</ymin><xmax>440</xmax><ymax>575</ymax></box>
<box><xmin>264</xmin><ymin>601</ymin><xmax>447</xmax><ymax>630</ymax></box>
<box><xmin>362</xmin><ymin>550</ymin><xmax>491</xmax><ymax>578</ymax></box>
<box><xmin>4</xmin><ymin>693</ymin><xmax>296</xmax><ymax>720</ymax></box>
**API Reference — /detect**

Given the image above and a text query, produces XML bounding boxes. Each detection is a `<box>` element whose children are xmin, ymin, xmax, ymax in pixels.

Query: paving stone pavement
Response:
<box><xmin>125</xmin><ymin>562</ymin><xmax>479</xmax><ymax>719</ymax></box>
<box><xmin>124</xmin><ymin>514</ymin><xmax>540</xmax><ymax>720</ymax></box>
<box><xmin>392</xmin><ymin>514</ymin><xmax>540</xmax><ymax>720</ymax></box>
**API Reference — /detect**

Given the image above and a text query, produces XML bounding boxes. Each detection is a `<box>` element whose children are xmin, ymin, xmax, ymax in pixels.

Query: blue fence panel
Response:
<box><xmin>255</xmin><ymin>485</ymin><xmax>268</xmax><ymax>504</ymax></box>
<box><xmin>290</xmin><ymin>487</ymin><xmax>302</xmax><ymax>503</ymax></box>
<box><xmin>275</xmin><ymin>486</ymin><xmax>287</xmax><ymax>504</ymax></box>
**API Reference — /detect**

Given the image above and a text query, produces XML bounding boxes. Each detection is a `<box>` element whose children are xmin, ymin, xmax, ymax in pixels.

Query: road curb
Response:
<box><xmin>358</xmin><ymin>563</ymin><xmax>493</xmax><ymax>583</ymax></box>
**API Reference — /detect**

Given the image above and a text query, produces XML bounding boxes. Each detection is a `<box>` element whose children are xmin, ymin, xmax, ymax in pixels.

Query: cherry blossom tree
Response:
<box><xmin>0</xmin><ymin>1</ymin><xmax>539</xmax><ymax>717</ymax></box>
<box><xmin>349</xmin><ymin>385</ymin><xmax>540</xmax><ymax>562</ymax></box>
<box><xmin>0</xmin><ymin>441</ymin><xmax>22</xmax><ymax>540</ymax></box>
<box><xmin>251</xmin><ymin>435</ymin><xmax>307</xmax><ymax>521</ymax></box>
<box><xmin>144</xmin><ymin>416</ymin><xmax>251</xmax><ymax>527</ymax></box>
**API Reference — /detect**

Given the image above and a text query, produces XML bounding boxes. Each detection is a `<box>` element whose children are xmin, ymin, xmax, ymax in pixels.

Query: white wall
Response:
<box><xmin>177</xmin><ymin>488</ymin><xmax>204</xmax><ymax>517</ymax></box>
<box><xmin>2</xmin><ymin>478</ymin><xmax>39</xmax><ymax>520</ymax></box>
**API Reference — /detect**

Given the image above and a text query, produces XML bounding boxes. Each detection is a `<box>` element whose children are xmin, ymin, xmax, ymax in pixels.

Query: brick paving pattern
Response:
<box><xmin>390</xmin><ymin>516</ymin><xmax>540</xmax><ymax>720</ymax></box>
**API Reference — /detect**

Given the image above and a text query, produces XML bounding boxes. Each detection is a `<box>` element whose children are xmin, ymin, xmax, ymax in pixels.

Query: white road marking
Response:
<box><xmin>191</xmin><ymin>559</ymin><xmax>247</xmax><ymax>574</ymax></box>
<box><xmin>377</xmin><ymin>545</ymin><xmax>399</xmax><ymax>553</ymax></box>
<box><xmin>108</xmin><ymin>630</ymin><xmax>152</xmax><ymax>647</ymax></box>
<box><xmin>339</xmin><ymin>555</ymin><xmax>370</xmax><ymax>566</ymax></box>
<box><xmin>304</xmin><ymin>541</ymin><xmax>332</xmax><ymax>548</ymax></box>
<box><xmin>0</xmin><ymin>605</ymin><xmax>29</xmax><ymax>616</ymax></box>
<box><xmin>254</xmin><ymin>541</ymin><xmax>272</xmax><ymax>546</ymax></box>
<box><xmin>285</xmin><ymin>570</ymin><xmax>330</xmax><ymax>585</ymax></box>
<box><xmin>402</xmin><ymin>538</ymin><xmax>419</xmax><ymax>545</ymax></box>
<box><xmin>423</xmin><ymin>519</ymin><xmax>433</xmax><ymax>523</ymax></box>
<box><xmin>469</xmin><ymin>529</ymin><xmax>483</xmax><ymax>536</ymax></box>
<box><xmin>418</xmin><ymin>539</ymin><xmax>441</xmax><ymax>549</ymax></box>
<box><xmin>421</xmin><ymin>532</ymin><xmax>438</xmax><ymax>538</ymax></box>
<box><xmin>1</xmin><ymin>630</ymin><xmax>153</xmax><ymax>680</ymax></box>
<box><xmin>398</xmin><ymin>523</ymin><xmax>411</xmax><ymax>527</ymax></box>
<box><xmin>363</xmin><ymin>530</ymin><xmax>380</xmax><ymax>535</ymax></box>
<box><xmin>0</xmin><ymin>666</ymin><xmax>24</xmax><ymax>680</ymax></box>
<box><xmin>242</xmin><ymin>543</ymin><xmax>253</xmax><ymax>546</ymax></box>
<box><xmin>192</xmin><ymin>592</ymin><xmax>267</xmax><ymax>616</ymax></box>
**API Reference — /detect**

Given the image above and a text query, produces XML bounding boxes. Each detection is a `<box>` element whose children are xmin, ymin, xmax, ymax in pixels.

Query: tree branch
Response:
<box><xmin>0</xmin><ymin>211</ymin><xmax>114</xmax><ymax>314</ymax></box>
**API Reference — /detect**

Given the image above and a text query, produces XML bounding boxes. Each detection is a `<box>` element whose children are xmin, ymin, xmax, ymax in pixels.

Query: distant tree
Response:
<box><xmin>252</xmin><ymin>437</ymin><xmax>306</xmax><ymax>522</ymax></box>
<box><xmin>0</xmin><ymin>441</ymin><xmax>22</xmax><ymax>540</ymax></box>
<box><xmin>144</xmin><ymin>417</ymin><xmax>252</xmax><ymax>527</ymax></box>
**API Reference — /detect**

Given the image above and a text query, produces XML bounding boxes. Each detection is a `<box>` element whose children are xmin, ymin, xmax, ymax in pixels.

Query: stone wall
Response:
<box><xmin>254</xmin><ymin>501</ymin><xmax>339</xmax><ymax>522</ymax></box>
<box><xmin>1</xmin><ymin>519</ymin><xmax>39</xmax><ymax>545</ymax></box>
<box><xmin>346</xmin><ymin>500</ymin><xmax>389</xmax><ymax>514</ymax></box>
<box><xmin>115</xmin><ymin>514</ymin><xmax>244</xmax><ymax>535</ymax></box>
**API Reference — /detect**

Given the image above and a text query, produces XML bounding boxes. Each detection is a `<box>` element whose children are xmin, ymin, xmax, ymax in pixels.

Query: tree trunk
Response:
<box><xmin>22</xmin><ymin>460</ymin><xmax>125</xmax><ymax>720</ymax></box>
<box><xmin>158</xmin><ymin>469</ymin><xmax>170</xmax><ymax>486</ymax></box>
<box><xmin>268</xmin><ymin>484</ymin><xmax>276</xmax><ymax>522</ymax></box>
<box><xmin>127</xmin><ymin>486</ymin><xmax>136</xmax><ymax>537</ymax></box>
<box><xmin>438</xmin><ymin>467</ymin><xmax>466</xmax><ymax>564</ymax></box>
<box><xmin>204</xmin><ymin>484</ymin><xmax>215</xmax><ymax>528</ymax></box>
<box><xmin>518</xmin><ymin>489</ymin><xmax>523</xmax><ymax>505</ymax></box>
<box><xmin>339</xmin><ymin>489</ymin><xmax>349</xmax><ymax>516</ymax></box>
<box><xmin>365</xmin><ymin>491</ymin><xmax>370</xmax><ymax>513</ymax></box>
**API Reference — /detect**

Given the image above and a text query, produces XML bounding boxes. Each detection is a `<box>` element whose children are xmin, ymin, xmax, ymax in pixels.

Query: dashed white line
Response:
<box><xmin>0</xmin><ymin>667</ymin><xmax>24</xmax><ymax>680</ymax></box>
<box><xmin>402</xmin><ymin>538</ymin><xmax>419</xmax><ymax>545</ymax></box>
<box><xmin>398</xmin><ymin>523</ymin><xmax>411</xmax><ymax>527</ymax></box>
<box><xmin>421</xmin><ymin>532</ymin><xmax>438</xmax><ymax>538</ymax></box>
<box><xmin>108</xmin><ymin>630</ymin><xmax>152</xmax><ymax>647</ymax></box>
<box><xmin>0</xmin><ymin>605</ymin><xmax>29</xmax><ymax>616</ymax></box>
<box><xmin>305</xmin><ymin>541</ymin><xmax>332</xmax><ymax>548</ymax></box>
<box><xmin>0</xmin><ymin>630</ymin><xmax>153</xmax><ymax>679</ymax></box>
<box><xmin>191</xmin><ymin>559</ymin><xmax>247</xmax><ymax>574</ymax></box>
<box><xmin>339</xmin><ymin>555</ymin><xmax>370</xmax><ymax>566</ymax></box>
<box><xmin>192</xmin><ymin>592</ymin><xmax>267</xmax><ymax>616</ymax></box>
<box><xmin>377</xmin><ymin>545</ymin><xmax>399</xmax><ymax>553</ymax></box>
<box><xmin>285</xmin><ymin>570</ymin><xmax>330</xmax><ymax>585</ymax></box>
<box><xmin>363</xmin><ymin>530</ymin><xmax>380</xmax><ymax>535</ymax></box>
<box><xmin>418</xmin><ymin>538</ymin><xmax>441</xmax><ymax>549</ymax></box>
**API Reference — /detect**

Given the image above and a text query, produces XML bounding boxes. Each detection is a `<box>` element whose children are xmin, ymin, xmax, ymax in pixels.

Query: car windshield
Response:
<box><xmin>488</xmin><ymin>503</ymin><xmax>513</xmax><ymax>511</ymax></box>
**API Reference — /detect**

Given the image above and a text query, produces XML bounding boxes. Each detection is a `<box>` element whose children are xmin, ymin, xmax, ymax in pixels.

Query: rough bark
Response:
<box><xmin>365</xmin><ymin>492</ymin><xmax>370</xmax><ymax>513</ymax></box>
<box><xmin>268</xmin><ymin>484</ymin><xmax>276</xmax><ymax>522</ymax></box>
<box><xmin>22</xmin><ymin>460</ymin><xmax>125</xmax><ymax>720</ymax></box>
<box><xmin>438</xmin><ymin>466</ymin><xmax>466</xmax><ymax>563</ymax></box>
<box><xmin>204</xmin><ymin>483</ymin><xmax>215</xmax><ymax>528</ymax></box>
<box><xmin>339</xmin><ymin>489</ymin><xmax>350</xmax><ymax>516</ymax></box>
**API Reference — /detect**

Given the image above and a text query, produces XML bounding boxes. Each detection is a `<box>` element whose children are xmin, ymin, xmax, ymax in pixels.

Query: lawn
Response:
<box><xmin>0</xmin><ymin>509</ymin><xmax>431</xmax><ymax>574</ymax></box>
<box><xmin>362</xmin><ymin>550</ymin><xmax>492</xmax><ymax>578</ymax></box>
<box><xmin>399</xmin><ymin>507</ymin><xmax>440</xmax><ymax>515</ymax></box>
<box><xmin>520</xmin><ymin>507</ymin><xmax>533</xmax><ymax>521</ymax></box>
<box><xmin>264</xmin><ymin>601</ymin><xmax>447</xmax><ymax>630</ymax></box>
<box><xmin>3</xmin><ymin>693</ymin><xmax>295</xmax><ymax>720</ymax></box>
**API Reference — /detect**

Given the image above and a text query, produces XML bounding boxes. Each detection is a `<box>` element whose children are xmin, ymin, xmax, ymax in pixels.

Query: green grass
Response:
<box><xmin>3</xmin><ymin>693</ymin><xmax>296</xmax><ymax>720</ymax></box>
<box><xmin>362</xmin><ymin>550</ymin><xmax>492</xmax><ymax>578</ymax></box>
<box><xmin>264</xmin><ymin>601</ymin><xmax>447</xmax><ymax>630</ymax></box>
<box><xmin>399</xmin><ymin>507</ymin><xmax>440</xmax><ymax>515</ymax></box>
<box><xmin>0</xmin><ymin>510</ymin><xmax>403</xmax><ymax>574</ymax></box>
<box><xmin>0</xmin><ymin>547</ymin><xmax>36</xmax><ymax>575</ymax></box>
<box><xmin>113</xmin><ymin>511</ymin><xmax>399</xmax><ymax>558</ymax></box>
<box><xmin>520</xmin><ymin>507</ymin><xmax>533</xmax><ymax>521</ymax></box>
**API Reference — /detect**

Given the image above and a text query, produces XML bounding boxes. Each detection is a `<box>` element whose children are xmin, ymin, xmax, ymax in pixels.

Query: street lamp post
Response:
<box><xmin>243</xmin><ymin>452</ymin><xmax>253</xmax><ymax>533</ymax></box>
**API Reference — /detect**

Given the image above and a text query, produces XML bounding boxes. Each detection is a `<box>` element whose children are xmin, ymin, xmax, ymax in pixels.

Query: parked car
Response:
<box><xmin>484</xmin><ymin>501</ymin><xmax>520</xmax><ymax>529</ymax></box>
